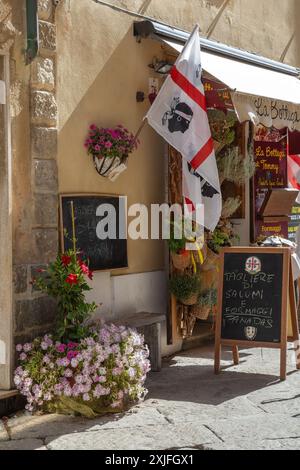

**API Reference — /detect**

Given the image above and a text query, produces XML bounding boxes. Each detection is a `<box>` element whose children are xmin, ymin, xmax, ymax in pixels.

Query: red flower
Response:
<box><xmin>65</xmin><ymin>274</ymin><xmax>78</xmax><ymax>285</ymax></box>
<box><xmin>61</xmin><ymin>255</ymin><xmax>72</xmax><ymax>267</ymax></box>
<box><xmin>79</xmin><ymin>261</ymin><xmax>93</xmax><ymax>280</ymax></box>
<box><xmin>67</xmin><ymin>350</ymin><xmax>79</xmax><ymax>360</ymax></box>
<box><xmin>79</xmin><ymin>262</ymin><xmax>89</xmax><ymax>275</ymax></box>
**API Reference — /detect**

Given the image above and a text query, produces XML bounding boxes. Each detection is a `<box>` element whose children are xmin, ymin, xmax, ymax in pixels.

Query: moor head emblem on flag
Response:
<box><xmin>162</xmin><ymin>97</ymin><xmax>193</xmax><ymax>134</ymax></box>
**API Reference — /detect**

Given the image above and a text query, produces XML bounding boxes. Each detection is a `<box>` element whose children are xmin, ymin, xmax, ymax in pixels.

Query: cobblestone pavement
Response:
<box><xmin>1</xmin><ymin>344</ymin><xmax>300</xmax><ymax>450</ymax></box>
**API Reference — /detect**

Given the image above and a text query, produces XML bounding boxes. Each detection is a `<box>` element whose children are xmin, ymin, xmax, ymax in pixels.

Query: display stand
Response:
<box><xmin>214</xmin><ymin>247</ymin><xmax>300</xmax><ymax>381</ymax></box>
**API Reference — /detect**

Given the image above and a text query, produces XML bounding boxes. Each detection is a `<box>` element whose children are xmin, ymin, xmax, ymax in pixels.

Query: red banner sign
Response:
<box><xmin>204</xmin><ymin>79</ymin><xmax>234</xmax><ymax>111</ymax></box>
<box><xmin>254</xmin><ymin>139</ymin><xmax>287</xmax><ymax>189</ymax></box>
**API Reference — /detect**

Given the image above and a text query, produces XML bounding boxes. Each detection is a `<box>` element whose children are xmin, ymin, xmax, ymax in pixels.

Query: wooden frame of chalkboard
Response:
<box><xmin>59</xmin><ymin>193</ymin><xmax>128</xmax><ymax>272</ymax></box>
<box><xmin>214</xmin><ymin>247</ymin><xmax>300</xmax><ymax>381</ymax></box>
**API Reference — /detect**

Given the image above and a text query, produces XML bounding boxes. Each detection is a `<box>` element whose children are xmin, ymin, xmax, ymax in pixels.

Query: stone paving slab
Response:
<box><xmin>151</xmin><ymin>397</ymin><xmax>264</xmax><ymax>424</ymax></box>
<box><xmin>45</xmin><ymin>423</ymin><xmax>218</xmax><ymax>450</ymax></box>
<box><xmin>9</xmin><ymin>407</ymin><xmax>168</xmax><ymax>441</ymax></box>
<box><xmin>0</xmin><ymin>438</ymin><xmax>45</xmax><ymax>450</ymax></box>
<box><xmin>203</xmin><ymin>414</ymin><xmax>300</xmax><ymax>443</ymax></box>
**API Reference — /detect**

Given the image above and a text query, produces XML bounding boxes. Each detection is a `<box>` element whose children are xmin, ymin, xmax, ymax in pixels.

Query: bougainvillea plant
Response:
<box><xmin>33</xmin><ymin>250</ymin><xmax>97</xmax><ymax>343</ymax></box>
<box><xmin>84</xmin><ymin>124</ymin><xmax>140</xmax><ymax>161</ymax></box>
<box><xmin>14</xmin><ymin>325</ymin><xmax>150</xmax><ymax>415</ymax></box>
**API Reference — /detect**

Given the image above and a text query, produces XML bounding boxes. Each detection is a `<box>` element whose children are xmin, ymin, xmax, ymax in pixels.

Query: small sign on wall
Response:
<box><xmin>0</xmin><ymin>80</ymin><xmax>6</xmax><ymax>104</ymax></box>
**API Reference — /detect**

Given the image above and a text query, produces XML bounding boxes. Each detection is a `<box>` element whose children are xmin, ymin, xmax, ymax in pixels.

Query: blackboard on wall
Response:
<box><xmin>221</xmin><ymin>252</ymin><xmax>283</xmax><ymax>343</ymax></box>
<box><xmin>60</xmin><ymin>194</ymin><xmax>128</xmax><ymax>271</ymax></box>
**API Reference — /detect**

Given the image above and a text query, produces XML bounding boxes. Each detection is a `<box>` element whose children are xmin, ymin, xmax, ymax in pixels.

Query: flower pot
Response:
<box><xmin>93</xmin><ymin>154</ymin><xmax>128</xmax><ymax>181</ymax></box>
<box><xmin>191</xmin><ymin>304</ymin><xmax>211</xmax><ymax>320</ymax></box>
<box><xmin>180</xmin><ymin>292</ymin><xmax>198</xmax><ymax>306</ymax></box>
<box><xmin>200</xmin><ymin>247</ymin><xmax>219</xmax><ymax>272</ymax></box>
<box><xmin>191</xmin><ymin>243</ymin><xmax>207</xmax><ymax>266</ymax></box>
<box><xmin>171</xmin><ymin>251</ymin><xmax>191</xmax><ymax>270</ymax></box>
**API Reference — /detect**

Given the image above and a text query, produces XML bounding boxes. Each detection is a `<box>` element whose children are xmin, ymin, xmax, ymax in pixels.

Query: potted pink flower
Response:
<box><xmin>84</xmin><ymin>124</ymin><xmax>140</xmax><ymax>181</ymax></box>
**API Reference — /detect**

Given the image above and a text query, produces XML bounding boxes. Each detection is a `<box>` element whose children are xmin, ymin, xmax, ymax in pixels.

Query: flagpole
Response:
<box><xmin>133</xmin><ymin>117</ymin><xmax>147</xmax><ymax>142</ymax></box>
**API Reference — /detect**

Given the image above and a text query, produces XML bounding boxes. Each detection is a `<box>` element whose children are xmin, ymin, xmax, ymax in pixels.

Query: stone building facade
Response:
<box><xmin>0</xmin><ymin>0</ymin><xmax>300</xmax><ymax>389</ymax></box>
<box><xmin>0</xmin><ymin>0</ymin><xmax>59</xmax><ymax>389</ymax></box>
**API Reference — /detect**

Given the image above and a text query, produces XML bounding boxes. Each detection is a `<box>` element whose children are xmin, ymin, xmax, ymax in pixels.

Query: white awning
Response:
<box><xmin>163</xmin><ymin>39</ymin><xmax>300</xmax><ymax>131</ymax></box>
<box><xmin>164</xmin><ymin>39</ymin><xmax>300</xmax><ymax>104</ymax></box>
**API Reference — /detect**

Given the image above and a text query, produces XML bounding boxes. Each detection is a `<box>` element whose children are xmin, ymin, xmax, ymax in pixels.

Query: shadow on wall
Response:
<box><xmin>138</xmin><ymin>0</ymin><xmax>153</xmax><ymax>15</ymax></box>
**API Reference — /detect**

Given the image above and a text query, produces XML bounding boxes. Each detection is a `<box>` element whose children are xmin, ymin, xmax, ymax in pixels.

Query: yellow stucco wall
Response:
<box><xmin>57</xmin><ymin>7</ymin><xmax>167</xmax><ymax>275</ymax></box>
<box><xmin>56</xmin><ymin>0</ymin><xmax>300</xmax><ymax>276</ymax></box>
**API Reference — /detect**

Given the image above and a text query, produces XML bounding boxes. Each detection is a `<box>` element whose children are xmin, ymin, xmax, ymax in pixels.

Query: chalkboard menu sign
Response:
<box><xmin>60</xmin><ymin>194</ymin><xmax>128</xmax><ymax>271</ymax></box>
<box><xmin>214</xmin><ymin>247</ymin><xmax>300</xmax><ymax>381</ymax></box>
<box><xmin>221</xmin><ymin>252</ymin><xmax>283</xmax><ymax>343</ymax></box>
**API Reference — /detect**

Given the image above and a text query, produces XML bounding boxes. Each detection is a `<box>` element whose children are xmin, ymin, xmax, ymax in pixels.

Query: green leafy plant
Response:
<box><xmin>167</xmin><ymin>218</ymin><xmax>202</xmax><ymax>254</ymax></box>
<box><xmin>33</xmin><ymin>250</ymin><xmax>97</xmax><ymax>342</ymax></box>
<box><xmin>169</xmin><ymin>274</ymin><xmax>200</xmax><ymax>302</ymax></box>
<box><xmin>197</xmin><ymin>289</ymin><xmax>217</xmax><ymax>307</ymax></box>
<box><xmin>207</xmin><ymin>228</ymin><xmax>231</xmax><ymax>254</ymax></box>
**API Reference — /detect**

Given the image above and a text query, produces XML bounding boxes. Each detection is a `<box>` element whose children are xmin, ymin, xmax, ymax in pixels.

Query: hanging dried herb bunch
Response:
<box><xmin>207</xmin><ymin>109</ymin><xmax>236</xmax><ymax>154</ymax></box>
<box><xmin>221</xmin><ymin>196</ymin><xmax>242</xmax><ymax>219</ymax></box>
<box><xmin>217</xmin><ymin>146</ymin><xmax>255</xmax><ymax>185</ymax></box>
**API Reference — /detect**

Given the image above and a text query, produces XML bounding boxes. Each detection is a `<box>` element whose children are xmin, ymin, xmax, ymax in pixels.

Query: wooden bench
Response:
<box><xmin>114</xmin><ymin>312</ymin><xmax>166</xmax><ymax>371</ymax></box>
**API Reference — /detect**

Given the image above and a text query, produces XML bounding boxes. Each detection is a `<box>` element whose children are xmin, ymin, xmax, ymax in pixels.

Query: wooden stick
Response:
<box><xmin>232</xmin><ymin>345</ymin><xmax>239</xmax><ymax>365</ymax></box>
<box><xmin>133</xmin><ymin>118</ymin><xmax>147</xmax><ymax>143</ymax></box>
<box><xmin>280</xmin><ymin>250</ymin><xmax>289</xmax><ymax>381</ymax></box>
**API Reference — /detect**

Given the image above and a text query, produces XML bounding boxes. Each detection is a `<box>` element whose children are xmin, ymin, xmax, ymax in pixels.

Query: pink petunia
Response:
<box><xmin>56</xmin><ymin>343</ymin><xmax>66</xmax><ymax>353</ymax></box>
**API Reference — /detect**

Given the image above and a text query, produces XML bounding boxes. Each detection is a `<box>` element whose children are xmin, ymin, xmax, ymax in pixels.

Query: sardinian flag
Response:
<box><xmin>288</xmin><ymin>154</ymin><xmax>300</xmax><ymax>204</ymax></box>
<box><xmin>146</xmin><ymin>25</ymin><xmax>221</xmax><ymax>231</ymax></box>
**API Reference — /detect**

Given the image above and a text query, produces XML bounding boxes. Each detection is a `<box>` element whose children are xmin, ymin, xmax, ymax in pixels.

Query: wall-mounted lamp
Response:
<box><xmin>148</xmin><ymin>57</ymin><xmax>173</xmax><ymax>75</ymax></box>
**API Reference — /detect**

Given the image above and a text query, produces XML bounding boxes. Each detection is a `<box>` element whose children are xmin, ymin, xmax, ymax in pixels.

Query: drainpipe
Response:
<box><xmin>25</xmin><ymin>0</ymin><xmax>39</xmax><ymax>64</ymax></box>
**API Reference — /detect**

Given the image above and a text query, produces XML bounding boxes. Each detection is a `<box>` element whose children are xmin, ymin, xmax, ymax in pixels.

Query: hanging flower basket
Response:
<box><xmin>85</xmin><ymin>124</ymin><xmax>140</xmax><ymax>182</ymax></box>
<box><xmin>93</xmin><ymin>154</ymin><xmax>128</xmax><ymax>181</ymax></box>
<box><xmin>200</xmin><ymin>247</ymin><xmax>219</xmax><ymax>272</ymax></box>
<box><xmin>191</xmin><ymin>304</ymin><xmax>211</xmax><ymax>320</ymax></box>
<box><xmin>181</xmin><ymin>292</ymin><xmax>198</xmax><ymax>306</ymax></box>
<box><xmin>171</xmin><ymin>250</ymin><xmax>191</xmax><ymax>270</ymax></box>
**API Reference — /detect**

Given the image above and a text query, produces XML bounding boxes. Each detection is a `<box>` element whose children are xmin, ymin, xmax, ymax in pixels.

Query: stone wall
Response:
<box><xmin>9</xmin><ymin>0</ymin><xmax>59</xmax><ymax>348</ymax></box>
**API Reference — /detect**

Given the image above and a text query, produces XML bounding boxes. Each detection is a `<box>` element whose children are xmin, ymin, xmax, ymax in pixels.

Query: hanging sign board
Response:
<box><xmin>60</xmin><ymin>194</ymin><xmax>128</xmax><ymax>271</ymax></box>
<box><xmin>252</xmin><ymin>134</ymin><xmax>289</xmax><ymax>241</ymax></box>
<box><xmin>254</xmin><ymin>139</ymin><xmax>287</xmax><ymax>189</ymax></box>
<box><xmin>203</xmin><ymin>78</ymin><xmax>234</xmax><ymax>111</ymax></box>
<box><xmin>0</xmin><ymin>80</ymin><xmax>5</xmax><ymax>105</ymax></box>
<box><xmin>232</xmin><ymin>92</ymin><xmax>300</xmax><ymax>131</ymax></box>
<box><xmin>214</xmin><ymin>247</ymin><xmax>300</xmax><ymax>381</ymax></box>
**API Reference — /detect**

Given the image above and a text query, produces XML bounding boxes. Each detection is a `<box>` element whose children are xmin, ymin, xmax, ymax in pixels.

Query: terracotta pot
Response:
<box><xmin>200</xmin><ymin>247</ymin><xmax>219</xmax><ymax>272</ymax></box>
<box><xmin>171</xmin><ymin>251</ymin><xmax>191</xmax><ymax>270</ymax></box>
<box><xmin>191</xmin><ymin>304</ymin><xmax>211</xmax><ymax>320</ymax></box>
<box><xmin>191</xmin><ymin>243</ymin><xmax>207</xmax><ymax>266</ymax></box>
<box><xmin>199</xmin><ymin>270</ymin><xmax>219</xmax><ymax>292</ymax></box>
